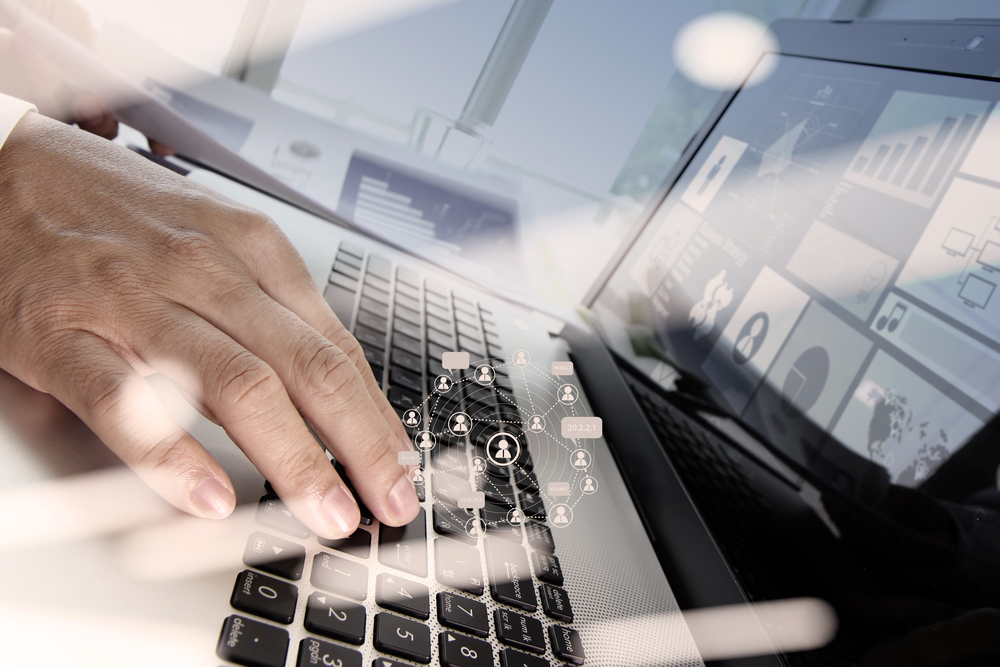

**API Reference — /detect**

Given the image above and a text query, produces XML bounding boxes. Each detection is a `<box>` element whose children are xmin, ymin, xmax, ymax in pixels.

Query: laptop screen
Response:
<box><xmin>592</xmin><ymin>51</ymin><xmax>1000</xmax><ymax>495</ymax></box>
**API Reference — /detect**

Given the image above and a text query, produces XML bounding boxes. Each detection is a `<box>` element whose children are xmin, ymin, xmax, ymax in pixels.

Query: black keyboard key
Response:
<box><xmin>336</xmin><ymin>250</ymin><xmax>363</xmax><ymax>269</ymax></box>
<box><xmin>432</xmin><ymin>444</ymin><xmax>469</xmax><ymax>471</ymax></box>
<box><xmin>358</xmin><ymin>310</ymin><xmax>388</xmax><ymax>333</ymax></box>
<box><xmin>518</xmin><ymin>491</ymin><xmax>545</xmax><ymax>521</ymax></box>
<box><xmin>333</xmin><ymin>261</ymin><xmax>361</xmax><ymax>281</ymax></box>
<box><xmin>477</xmin><ymin>476</ymin><xmax>517</xmax><ymax>507</ymax></box>
<box><xmin>437</xmin><ymin>592</ymin><xmax>489</xmax><ymax>637</ymax></box>
<box><xmin>389</xmin><ymin>386</ymin><xmax>423</xmax><ymax>412</ymax></box>
<box><xmin>426</xmin><ymin>313</ymin><xmax>452</xmax><ymax>335</ymax></box>
<box><xmin>495</xmin><ymin>608</ymin><xmax>545</xmax><ymax>654</ymax></box>
<box><xmin>363</xmin><ymin>284</ymin><xmax>390</xmax><ymax>306</ymax></box>
<box><xmin>458</xmin><ymin>335</ymin><xmax>484</xmax><ymax>356</ymax></box>
<box><xmin>355</xmin><ymin>325</ymin><xmax>387</xmax><ymax>351</ymax></box>
<box><xmin>393</xmin><ymin>332</ymin><xmax>423</xmax><ymax>357</ymax></box>
<box><xmin>390</xmin><ymin>366</ymin><xmax>424</xmax><ymax>395</ymax></box>
<box><xmin>304</xmin><ymin>591</ymin><xmax>366</xmax><ymax>644</ymax></box>
<box><xmin>374</xmin><ymin>613</ymin><xmax>431</xmax><ymax>664</ymax></box>
<box><xmin>217</xmin><ymin>614</ymin><xmax>288</xmax><ymax>667</ymax></box>
<box><xmin>439</xmin><ymin>631</ymin><xmax>493</xmax><ymax>667</ymax></box>
<box><xmin>379</xmin><ymin>507</ymin><xmax>428</xmax><ymax>577</ymax></box>
<box><xmin>433</xmin><ymin>503</ymin><xmax>477</xmax><ymax>544</ymax></box>
<box><xmin>427</xmin><ymin>328</ymin><xmax>455</xmax><ymax>349</ymax></box>
<box><xmin>367</xmin><ymin>272</ymin><xmax>391</xmax><ymax>292</ymax></box>
<box><xmin>230</xmin><ymin>570</ymin><xmax>298</xmax><ymax>624</ymax></box>
<box><xmin>428</xmin><ymin>341</ymin><xmax>456</xmax><ymax>363</ymax></box>
<box><xmin>397</xmin><ymin>266</ymin><xmax>421</xmax><ymax>287</ymax></box>
<box><xmin>454</xmin><ymin>307</ymin><xmax>477</xmax><ymax>325</ymax></box>
<box><xmin>482</xmin><ymin>502</ymin><xmax>523</xmax><ymax>541</ymax></box>
<box><xmin>297</xmin><ymin>637</ymin><xmax>362</xmax><ymax>667</ymax></box>
<box><xmin>330</xmin><ymin>271</ymin><xmax>359</xmax><ymax>292</ymax></box>
<box><xmin>540</xmin><ymin>583</ymin><xmax>574</xmax><ymax>622</ymax></box>
<box><xmin>512</xmin><ymin>469</ymin><xmax>539</xmax><ymax>493</ymax></box>
<box><xmin>428</xmin><ymin>357</ymin><xmax>447</xmax><ymax>377</ymax></box>
<box><xmin>432</xmin><ymin>471</ymin><xmax>472</xmax><ymax>507</ymax></box>
<box><xmin>395</xmin><ymin>304</ymin><xmax>421</xmax><ymax>325</ymax></box>
<box><xmin>526</xmin><ymin>522</ymin><xmax>555</xmax><ymax>554</ymax></box>
<box><xmin>377</xmin><ymin>573</ymin><xmax>430</xmax><ymax>620</ymax></box>
<box><xmin>318</xmin><ymin>528</ymin><xmax>371</xmax><ymax>558</ymax></box>
<box><xmin>488</xmin><ymin>343</ymin><xmax>504</xmax><ymax>358</ymax></box>
<box><xmin>360</xmin><ymin>296</ymin><xmax>389</xmax><ymax>319</ymax></box>
<box><xmin>243</xmin><ymin>531</ymin><xmax>306</xmax><ymax>580</ymax></box>
<box><xmin>361</xmin><ymin>344</ymin><xmax>385</xmax><ymax>371</ymax></box>
<box><xmin>426</xmin><ymin>301</ymin><xmax>451</xmax><ymax>320</ymax></box>
<box><xmin>367</xmin><ymin>254</ymin><xmax>392</xmax><ymax>281</ymax></box>
<box><xmin>435</xmin><ymin>537</ymin><xmax>485</xmax><ymax>595</ymax></box>
<box><xmin>395</xmin><ymin>293</ymin><xmax>420</xmax><ymax>313</ymax></box>
<box><xmin>394</xmin><ymin>318</ymin><xmax>422</xmax><ymax>341</ymax></box>
<box><xmin>531</xmin><ymin>553</ymin><xmax>563</xmax><ymax>586</ymax></box>
<box><xmin>311</xmin><ymin>552</ymin><xmax>369</xmax><ymax>600</ymax></box>
<box><xmin>485</xmin><ymin>539</ymin><xmax>537</xmax><ymax>612</ymax></box>
<box><xmin>324</xmin><ymin>284</ymin><xmax>357</xmax><ymax>325</ymax></box>
<box><xmin>396</xmin><ymin>281</ymin><xmax>420</xmax><ymax>300</ymax></box>
<box><xmin>339</xmin><ymin>241</ymin><xmax>364</xmax><ymax>258</ymax></box>
<box><xmin>547</xmin><ymin>626</ymin><xmax>586</xmax><ymax>665</ymax></box>
<box><xmin>256</xmin><ymin>495</ymin><xmax>310</xmax><ymax>539</ymax></box>
<box><xmin>500</xmin><ymin>648</ymin><xmax>549</xmax><ymax>667</ymax></box>
<box><xmin>456</xmin><ymin>321</ymin><xmax>481</xmax><ymax>340</ymax></box>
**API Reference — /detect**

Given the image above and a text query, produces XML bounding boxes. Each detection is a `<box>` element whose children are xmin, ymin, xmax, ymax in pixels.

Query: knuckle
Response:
<box><xmin>134</xmin><ymin>435</ymin><xmax>198</xmax><ymax>482</ymax></box>
<box><xmin>350</xmin><ymin>431</ymin><xmax>398</xmax><ymax>473</ymax></box>
<box><xmin>274</xmin><ymin>445</ymin><xmax>329</xmax><ymax>498</ymax></box>
<box><xmin>295</xmin><ymin>344</ymin><xmax>362</xmax><ymax>405</ymax></box>
<box><xmin>214</xmin><ymin>352</ymin><xmax>284</xmax><ymax>414</ymax></box>
<box><xmin>84</xmin><ymin>370</ymin><xmax>133</xmax><ymax>428</ymax></box>
<box><xmin>157</xmin><ymin>227</ymin><xmax>221</xmax><ymax>272</ymax></box>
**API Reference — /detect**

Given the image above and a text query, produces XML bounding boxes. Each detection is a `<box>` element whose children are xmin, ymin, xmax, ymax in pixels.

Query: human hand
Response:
<box><xmin>0</xmin><ymin>111</ymin><xmax>419</xmax><ymax>538</ymax></box>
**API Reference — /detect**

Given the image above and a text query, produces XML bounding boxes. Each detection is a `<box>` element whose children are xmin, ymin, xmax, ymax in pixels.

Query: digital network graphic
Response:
<box><xmin>401</xmin><ymin>349</ymin><xmax>602</xmax><ymax>539</ymax></box>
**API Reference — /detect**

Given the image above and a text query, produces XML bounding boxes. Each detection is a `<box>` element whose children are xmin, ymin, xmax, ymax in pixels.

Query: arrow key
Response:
<box><xmin>439</xmin><ymin>631</ymin><xmax>493</xmax><ymax>667</ymax></box>
<box><xmin>243</xmin><ymin>531</ymin><xmax>306</xmax><ymax>581</ymax></box>
<box><xmin>436</xmin><ymin>592</ymin><xmax>488</xmax><ymax>637</ymax></box>
<box><xmin>376</xmin><ymin>573</ymin><xmax>430</xmax><ymax>620</ymax></box>
<box><xmin>378</xmin><ymin>507</ymin><xmax>428</xmax><ymax>577</ymax></box>
<box><xmin>304</xmin><ymin>591</ymin><xmax>366</xmax><ymax>645</ymax></box>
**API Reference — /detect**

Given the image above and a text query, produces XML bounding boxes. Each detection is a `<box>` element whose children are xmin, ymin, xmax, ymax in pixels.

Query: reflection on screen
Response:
<box><xmin>594</xmin><ymin>53</ymin><xmax>1000</xmax><ymax>495</ymax></box>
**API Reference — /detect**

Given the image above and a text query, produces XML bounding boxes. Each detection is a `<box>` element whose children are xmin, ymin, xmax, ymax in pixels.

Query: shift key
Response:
<box><xmin>378</xmin><ymin>507</ymin><xmax>427</xmax><ymax>577</ymax></box>
<box><xmin>485</xmin><ymin>539</ymin><xmax>537</xmax><ymax>612</ymax></box>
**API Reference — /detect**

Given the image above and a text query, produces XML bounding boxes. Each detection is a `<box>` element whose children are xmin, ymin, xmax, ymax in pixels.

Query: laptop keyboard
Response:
<box><xmin>217</xmin><ymin>242</ymin><xmax>585</xmax><ymax>667</ymax></box>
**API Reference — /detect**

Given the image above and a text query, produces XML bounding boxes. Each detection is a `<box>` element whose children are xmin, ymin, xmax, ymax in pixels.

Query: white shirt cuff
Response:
<box><xmin>0</xmin><ymin>93</ymin><xmax>37</xmax><ymax>151</ymax></box>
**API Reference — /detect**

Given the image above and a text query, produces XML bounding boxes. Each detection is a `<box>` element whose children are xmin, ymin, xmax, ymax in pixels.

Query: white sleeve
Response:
<box><xmin>0</xmin><ymin>93</ymin><xmax>37</xmax><ymax>151</ymax></box>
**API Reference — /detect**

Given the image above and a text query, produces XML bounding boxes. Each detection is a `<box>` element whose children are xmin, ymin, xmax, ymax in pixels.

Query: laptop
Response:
<box><xmin>4</xmin><ymin>16</ymin><xmax>1000</xmax><ymax>667</ymax></box>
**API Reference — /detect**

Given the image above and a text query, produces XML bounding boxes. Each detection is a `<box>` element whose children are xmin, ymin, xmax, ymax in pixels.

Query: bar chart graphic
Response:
<box><xmin>844</xmin><ymin>91</ymin><xmax>989</xmax><ymax>208</ymax></box>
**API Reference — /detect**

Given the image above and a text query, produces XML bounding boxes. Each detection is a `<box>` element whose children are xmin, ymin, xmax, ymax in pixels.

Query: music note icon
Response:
<box><xmin>876</xmin><ymin>303</ymin><xmax>907</xmax><ymax>333</ymax></box>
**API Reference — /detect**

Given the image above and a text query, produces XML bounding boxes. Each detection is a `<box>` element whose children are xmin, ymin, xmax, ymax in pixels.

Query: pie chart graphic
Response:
<box><xmin>780</xmin><ymin>346</ymin><xmax>829</xmax><ymax>418</ymax></box>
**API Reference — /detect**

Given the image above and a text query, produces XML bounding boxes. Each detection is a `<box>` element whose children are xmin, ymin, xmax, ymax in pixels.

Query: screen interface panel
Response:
<box><xmin>593</xmin><ymin>53</ymin><xmax>1000</xmax><ymax>493</ymax></box>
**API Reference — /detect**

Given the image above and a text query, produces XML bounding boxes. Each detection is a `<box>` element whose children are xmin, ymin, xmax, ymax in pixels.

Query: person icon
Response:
<box><xmin>452</xmin><ymin>414</ymin><xmax>468</xmax><ymax>433</ymax></box>
<box><xmin>436</xmin><ymin>376</ymin><xmax>451</xmax><ymax>392</ymax></box>
<box><xmin>554</xmin><ymin>506</ymin><xmax>569</xmax><ymax>525</ymax></box>
<box><xmin>697</xmin><ymin>154</ymin><xmax>726</xmax><ymax>196</ymax></box>
<box><xmin>514</xmin><ymin>350</ymin><xmax>528</xmax><ymax>366</ymax></box>
<box><xmin>509</xmin><ymin>509</ymin><xmax>523</xmax><ymax>525</ymax></box>
<box><xmin>411</xmin><ymin>469</ymin><xmax>425</xmax><ymax>484</ymax></box>
<box><xmin>478</xmin><ymin>366</ymin><xmax>493</xmax><ymax>383</ymax></box>
<box><xmin>496</xmin><ymin>439</ymin><xmax>512</xmax><ymax>460</ymax></box>
<box><xmin>583</xmin><ymin>477</ymin><xmax>596</xmax><ymax>493</ymax></box>
<box><xmin>560</xmin><ymin>386</ymin><xmax>576</xmax><ymax>403</ymax></box>
<box><xmin>573</xmin><ymin>450</ymin><xmax>589</xmax><ymax>469</ymax></box>
<box><xmin>530</xmin><ymin>416</ymin><xmax>544</xmax><ymax>432</ymax></box>
<box><xmin>416</xmin><ymin>431</ymin><xmax>436</xmax><ymax>451</ymax></box>
<box><xmin>472</xmin><ymin>457</ymin><xmax>486</xmax><ymax>473</ymax></box>
<box><xmin>404</xmin><ymin>410</ymin><xmax>420</xmax><ymax>427</ymax></box>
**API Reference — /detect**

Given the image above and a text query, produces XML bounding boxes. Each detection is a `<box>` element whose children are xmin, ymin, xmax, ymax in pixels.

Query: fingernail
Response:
<box><xmin>388</xmin><ymin>475</ymin><xmax>420</xmax><ymax>524</ymax></box>
<box><xmin>191</xmin><ymin>476</ymin><xmax>235</xmax><ymax>519</ymax></box>
<box><xmin>322</xmin><ymin>485</ymin><xmax>358</xmax><ymax>537</ymax></box>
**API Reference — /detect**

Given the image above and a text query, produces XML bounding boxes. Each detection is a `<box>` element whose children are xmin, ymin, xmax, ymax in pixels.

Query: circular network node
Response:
<box><xmin>581</xmin><ymin>476</ymin><xmax>599</xmax><ymax>495</ymax></box>
<box><xmin>433</xmin><ymin>375</ymin><xmax>453</xmax><ymax>393</ymax></box>
<box><xmin>506</xmin><ymin>508</ymin><xmax>524</xmax><ymax>526</ymax></box>
<box><xmin>511</xmin><ymin>349</ymin><xmax>531</xmax><ymax>367</ymax></box>
<box><xmin>408</xmin><ymin>467</ymin><xmax>426</xmax><ymax>484</ymax></box>
<box><xmin>465</xmin><ymin>517</ymin><xmax>486</xmax><ymax>539</ymax></box>
<box><xmin>570</xmin><ymin>449</ymin><xmax>592</xmax><ymax>471</ymax></box>
<box><xmin>449</xmin><ymin>412</ymin><xmax>472</xmax><ymax>436</ymax></box>
<box><xmin>414</xmin><ymin>431</ymin><xmax>437</xmax><ymax>451</ymax></box>
<box><xmin>470</xmin><ymin>456</ymin><xmax>487</xmax><ymax>475</ymax></box>
<box><xmin>485</xmin><ymin>431</ymin><xmax>521</xmax><ymax>468</ymax></box>
<box><xmin>557</xmin><ymin>384</ymin><xmax>579</xmax><ymax>405</ymax></box>
<box><xmin>402</xmin><ymin>409</ymin><xmax>421</xmax><ymax>428</ymax></box>
<box><xmin>550</xmin><ymin>503</ymin><xmax>574</xmax><ymax>527</ymax></box>
<box><xmin>475</xmin><ymin>364</ymin><xmax>495</xmax><ymax>385</ymax></box>
<box><xmin>527</xmin><ymin>415</ymin><xmax>546</xmax><ymax>433</ymax></box>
